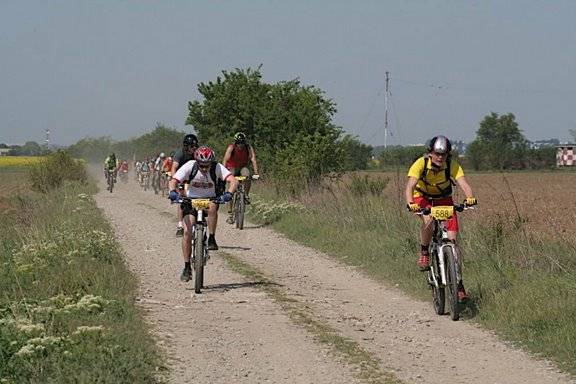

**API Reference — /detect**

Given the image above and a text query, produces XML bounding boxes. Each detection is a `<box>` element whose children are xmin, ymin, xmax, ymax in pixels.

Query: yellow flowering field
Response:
<box><xmin>0</xmin><ymin>156</ymin><xmax>45</xmax><ymax>168</ymax></box>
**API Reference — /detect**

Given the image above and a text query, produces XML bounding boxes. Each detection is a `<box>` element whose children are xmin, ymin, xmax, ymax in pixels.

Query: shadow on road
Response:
<box><xmin>203</xmin><ymin>281</ymin><xmax>281</xmax><ymax>292</ymax></box>
<box><xmin>219</xmin><ymin>246</ymin><xmax>252</xmax><ymax>251</ymax></box>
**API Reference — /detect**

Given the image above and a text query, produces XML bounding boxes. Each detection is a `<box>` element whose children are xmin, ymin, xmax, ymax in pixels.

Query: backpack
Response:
<box><xmin>417</xmin><ymin>154</ymin><xmax>454</xmax><ymax>198</ymax></box>
<box><xmin>188</xmin><ymin>162</ymin><xmax>226</xmax><ymax>197</ymax></box>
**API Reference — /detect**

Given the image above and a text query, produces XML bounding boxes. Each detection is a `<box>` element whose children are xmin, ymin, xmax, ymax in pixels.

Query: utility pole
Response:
<box><xmin>384</xmin><ymin>71</ymin><xmax>390</xmax><ymax>148</ymax></box>
<box><xmin>45</xmin><ymin>129</ymin><xmax>50</xmax><ymax>148</ymax></box>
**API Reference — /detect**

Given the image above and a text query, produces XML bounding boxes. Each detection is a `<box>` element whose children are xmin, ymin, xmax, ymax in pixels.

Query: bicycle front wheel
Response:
<box><xmin>235</xmin><ymin>192</ymin><xmax>245</xmax><ymax>230</ymax></box>
<box><xmin>193</xmin><ymin>225</ymin><xmax>205</xmax><ymax>294</ymax></box>
<box><xmin>430</xmin><ymin>250</ymin><xmax>445</xmax><ymax>315</ymax></box>
<box><xmin>444</xmin><ymin>246</ymin><xmax>460</xmax><ymax>321</ymax></box>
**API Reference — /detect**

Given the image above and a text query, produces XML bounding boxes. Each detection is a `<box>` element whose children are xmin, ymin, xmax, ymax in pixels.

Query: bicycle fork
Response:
<box><xmin>192</xmin><ymin>211</ymin><xmax>209</xmax><ymax>265</ymax></box>
<box><xmin>428</xmin><ymin>242</ymin><xmax>462</xmax><ymax>288</ymax></box>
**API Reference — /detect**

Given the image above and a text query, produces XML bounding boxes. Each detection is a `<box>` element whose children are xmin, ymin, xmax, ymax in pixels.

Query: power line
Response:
<box><xmin>394</xmin><ymin>77</ymin><xmax>576</xmax><ymax>96</ymax></box>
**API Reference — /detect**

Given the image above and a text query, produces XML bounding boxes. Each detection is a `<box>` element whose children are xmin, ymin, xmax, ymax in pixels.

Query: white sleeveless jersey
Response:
<box><xmin>173</xmin><ymin>160</ymin><xmax>231</xmax><ymax>198</ymax></box>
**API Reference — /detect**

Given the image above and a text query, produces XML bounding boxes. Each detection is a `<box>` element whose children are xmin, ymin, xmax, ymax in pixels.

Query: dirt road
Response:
<box><xmin>94</xmin><ymin>176</ymin><xmax>574</xmax><ymax>384</ymax></box>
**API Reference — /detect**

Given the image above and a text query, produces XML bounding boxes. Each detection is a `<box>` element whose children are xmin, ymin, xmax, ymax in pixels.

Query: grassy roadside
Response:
<box><xmin>247</xmin><ymin>179</ymin><xmax>576</xmax><ymax>377</ymax></box>
<box><xmin>0</xmin><ymin>161</ymin><xmax>164</xmax><ymax>383</ymax></box>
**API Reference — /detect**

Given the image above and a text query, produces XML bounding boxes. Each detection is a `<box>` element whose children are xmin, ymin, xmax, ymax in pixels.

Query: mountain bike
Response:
<box><xmin>177</xmin><ymin>197</ymin><xmax>219</xmax><ymax>293</ymax></box>
<box><xmin>421</xmin><ymin>203</ymin><xmax>473</xmax><ymax>321</ymax></box>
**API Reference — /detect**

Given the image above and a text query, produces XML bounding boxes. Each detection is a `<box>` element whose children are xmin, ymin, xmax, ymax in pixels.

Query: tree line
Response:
<box><xmin>378</xmin><ymin>112</ymin><xmax>561</xmax><ymax>171</ymax></box>
<box><xmin>9</xmin><ymin>68</ymin><xmax>568</xmax><ymax>178</ymax></box>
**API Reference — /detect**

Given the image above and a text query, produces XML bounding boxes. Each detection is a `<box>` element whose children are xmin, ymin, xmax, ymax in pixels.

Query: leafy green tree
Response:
<box><xmin>378</xmin><ymin>145</ymin><xmax>427</xmax><ymax>168</ymax></box>
<box><xmin>186</xmin><ymin>67</ymin><xmax>347</xmax><ymax>193</ymax></box>
<box><xmin>129</xmin><ymin>123</ymin><xmax>184</xmax><ymax>159</ymax></box>
<box><xmin>466</xmin><ymin>112</ymin><xmax>528</xmax><ymax>170</ymax></box>
<box><xmin>338</xmin><ymin>134</ymin><xmax>373</xmax><ymax>171</ymax></box>
<box><xmin>526</xmin><ymin>147</ymin><xmax>556</xmax><ymax>169</ymax></box>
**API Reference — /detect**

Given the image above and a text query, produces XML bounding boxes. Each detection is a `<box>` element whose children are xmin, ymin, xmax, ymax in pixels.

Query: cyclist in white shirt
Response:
<box><xmin>168</xmin><ymin>146</ymin><xmax>238</xmax><ymax>282</ymax></box>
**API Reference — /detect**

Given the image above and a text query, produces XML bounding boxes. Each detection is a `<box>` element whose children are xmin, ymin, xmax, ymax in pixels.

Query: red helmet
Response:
<box><xmin>194</xmin><ymin>146</ymin><xmax>215</xmax><ymax>164</ymax></box>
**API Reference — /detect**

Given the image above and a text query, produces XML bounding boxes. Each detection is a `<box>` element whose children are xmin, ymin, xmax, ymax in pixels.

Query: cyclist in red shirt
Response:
<box><xmin>222</xmin><ymin>132</ymin><xmax>260</xmax><ymax>223</ymax></box>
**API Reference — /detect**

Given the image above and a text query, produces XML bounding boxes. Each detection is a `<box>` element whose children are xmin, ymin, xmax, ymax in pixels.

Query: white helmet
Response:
<box><xmin>159</xmin><ymin>152</ymin><xmax>166</xmax><ymax>158</ymax></box>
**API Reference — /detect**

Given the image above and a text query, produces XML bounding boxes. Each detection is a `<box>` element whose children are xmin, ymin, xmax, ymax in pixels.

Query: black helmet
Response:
<box><xmin>183</xmin><ymin>134</ymin><xmax>199</xmax><ymax>148</ymax></box>
<box><xmin>428</xmin><ymin>135</ymin><xmax>452</xmax><ymax>154</ymax></box>
<box><xmin>234</xmin><ymin>132</ymin><xmax>247</xmax><ymax>144</ymax></box>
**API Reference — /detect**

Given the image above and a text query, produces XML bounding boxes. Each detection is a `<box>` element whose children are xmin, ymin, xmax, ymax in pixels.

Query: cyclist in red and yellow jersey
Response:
<box><xmin>404</xmin><ymin>135</ymin><xmax>477</xmax><ymax>302</ymax></box>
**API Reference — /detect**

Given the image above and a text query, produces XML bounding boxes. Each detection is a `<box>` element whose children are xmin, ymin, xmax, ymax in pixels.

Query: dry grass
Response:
<box><xmin>353</xmin><ymin>170</ymin><xmax>576</xmax><ymax>242</ymax></box>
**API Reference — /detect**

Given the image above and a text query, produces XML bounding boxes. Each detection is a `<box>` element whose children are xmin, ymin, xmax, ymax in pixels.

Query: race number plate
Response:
<box><xmin>431</xmin><ymin>206</ymin><xmax>454</xmax><ymax>221</ymax></box>
<box><xmin>191</xmin><ymin>199</ymin><xmax>211</xmax><ymax>210</ymax></box>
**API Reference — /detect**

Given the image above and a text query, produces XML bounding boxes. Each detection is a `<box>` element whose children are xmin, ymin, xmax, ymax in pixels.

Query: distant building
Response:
<box><xmin>556</xmin><ymin>145</ymin><xmax>576</xmax><ymax>166</ymax></box>
<box><xmin>530</xmin><ymin>138</ymin><xmax>560</xmax><ymax>150</ymax></box>
<box><xmin>0</xmin><ymin>148</ymin><xmax>11</xmax><ymax>156</ymax></box>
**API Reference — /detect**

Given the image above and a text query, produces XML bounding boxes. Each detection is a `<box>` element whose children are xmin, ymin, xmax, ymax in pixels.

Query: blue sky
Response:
<box><xmin>1</xmin><ymin>1</ymin><xmax>575</xmax><ymax>146</ymax></box>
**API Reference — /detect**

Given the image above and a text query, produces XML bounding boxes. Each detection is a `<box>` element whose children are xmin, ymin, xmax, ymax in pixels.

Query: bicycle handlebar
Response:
<box><xmin>418</xmin><ymin>203</ymin><xmax>476</xmax><ymax>216</ymax></box>
<box><xmin>171</xmin><ymin>196</ymin><xmax>223</xmax><ymax>205</ymax></box>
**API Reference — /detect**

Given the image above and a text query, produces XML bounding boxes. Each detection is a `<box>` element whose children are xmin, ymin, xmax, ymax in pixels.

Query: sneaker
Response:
<box><xmin>175</xmin><ymin>226</ymin><xmax>184</xmax><ymax>237</ymax></box>
<box><xmin>457</xmin><ymin>284</ymin><xmax>469</xmax><ymax>303</ymax></box>
<box><xmin>180</xmin><ymin>266</ymin><xmax>192</xmax><ymax>282</ymax></box>
<box><xmin>417</xmin><ymin>253</ymin><xmax>430</xmax><ymax>271</ymax></box>
<box><xmin>226</xmin><ymin>216</ymin><xmax>235</xmax><ymax>224</ymax></box>
<box><xmin>244</xmin><ymin>196</ymin><xmax>251</xmax><ymax>205</ymax></box>
<box><xmin>207</xmin><ymin>236</ymin><xmax>218</xmax><ymax>250</ymax></box>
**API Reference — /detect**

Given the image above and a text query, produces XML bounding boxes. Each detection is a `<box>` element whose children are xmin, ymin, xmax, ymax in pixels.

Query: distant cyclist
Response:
<box><xmin>103</xmin><ymin>153</ymin><xmax>118</xmax><ymax>180</ymax></box>
<box><xmin>222</xmin><ymin>132</ymin><xmax>260</xmax><ymax>223</ymax></box>
<box><xmin>171</xmin><ymin>134</ymin><xmax>200</xmax><ymax>237</ymax></box>
<box><xmin>405</xmin><ymin>135</ymin><xmax>477</xmax><ymax>303</ymax></box>
<box><xmin>152</xmin><ymin>152</ymin><xmax>166</xmax><ymax>194</ymax></box>
<box><xmin>169</xmin><ymin>146</ymin><xmax>238</xmax><ymax>282</ymax></box>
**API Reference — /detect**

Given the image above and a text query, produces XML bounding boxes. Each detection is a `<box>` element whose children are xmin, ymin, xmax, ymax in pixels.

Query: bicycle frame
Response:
<box><xmin>428</xmin><ymin>220</ymin><xmax>461</xmax><ymax>289</ymax></box>
<box><xmin>232</xmin><ymin>176</ymin><xmax>247</xmax><ymax>228</ymax></box>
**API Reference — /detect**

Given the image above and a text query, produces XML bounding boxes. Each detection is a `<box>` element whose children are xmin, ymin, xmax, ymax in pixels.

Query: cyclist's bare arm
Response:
<box><xmin>248</xmin><ymin>146</ymin><xmax>259</xmax><ymax>174</ymax></box>
<box><xmin>455</xmin><ymin>176</ymin><xmax>473</xmax><ymax>199</ymax></box>
<box><xmin>170</xmin><ymin>160</ymin><xmax>179</xmax><ymax>175</ymax></box>
<box><xmin>405</xmin><ymin>176</ymin><xmax>418</xmax><ymax>204</ymax></box>
<box><xmin>222</xmin><ymin>146</ymin><xmax>233</xmax><ymax>167</ymax></box>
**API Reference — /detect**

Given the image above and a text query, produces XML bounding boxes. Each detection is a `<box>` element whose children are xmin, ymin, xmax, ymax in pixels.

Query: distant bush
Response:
<box><xmin>347</xmin><ymin>174</ymin><xmax>389</xmax><ymax>197</ymax></box>
<box><xmin>29</xmin><ymin>151</ymin><xmax>87</xmax><ymax>192</ymax></box>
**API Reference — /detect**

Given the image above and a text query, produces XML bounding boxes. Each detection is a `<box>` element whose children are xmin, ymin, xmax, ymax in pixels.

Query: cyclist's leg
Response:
<box><xmin>181</xmin><ymin>212</ymin><xmax>196</xmax><ymax>263</ymax></box>
<box><xmin>227</xmin><ymin>168</ymin><xmax>240</xmax><ymax>214</ymax></box>
<box><xmin>207</xmin><ymin>203</ymin><xmax>219</xmax><ymax>249</ymax></box>
<box><xmin>206</xmin><ymin>203</ymin><xmax>219</xmax><ymax>236</ymax></box>
<box><xmin>240</xmin><ymin>167</ymin><xmax>252</xmax><ymax>195</ymax></box>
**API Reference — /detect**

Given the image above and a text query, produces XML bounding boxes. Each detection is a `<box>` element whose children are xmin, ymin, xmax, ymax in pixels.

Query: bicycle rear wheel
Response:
<box><xmin>235</xmin><ymin>191</ymin><xmax>245</xmax><ymax>230</ymax></box>
<box><xmin>430</xmin><ymin>250</ymin><xmax>445</xmax><ymax>315</ymax></box>
<box><xmin>444</xmin><ymin>247</ymin><xmax>460</xmax><ymax>321</ymax></box>
<box><xmin>193</xmin><ymin>225</ymin><xmax>205</xmax><ymax>294</ymax></box>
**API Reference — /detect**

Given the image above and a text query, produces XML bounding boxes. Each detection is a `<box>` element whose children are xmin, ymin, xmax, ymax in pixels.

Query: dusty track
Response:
<box><xmin>94</xmin><ymin>175</ymin><xmax>574</xmax><ymax>384</ymax></box>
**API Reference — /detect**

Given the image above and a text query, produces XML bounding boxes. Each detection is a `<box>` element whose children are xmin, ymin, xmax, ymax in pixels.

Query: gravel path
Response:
<box><xmin>94</xmin><ymin>175</ymin><xmax>574</xmax><ymax>384</ymax></box>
